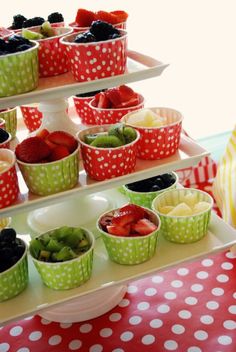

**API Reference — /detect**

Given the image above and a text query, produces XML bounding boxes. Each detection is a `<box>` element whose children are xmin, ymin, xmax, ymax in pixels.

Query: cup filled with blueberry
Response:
<box><xmin>29</xmin><ymin>226</ymin><xmax>95</xmax><ymax>290</ymax></box>
<box><xmin>0</xmin><ymin>227</ymin><xmax>28</xmax><ymax>302</ymax></box>
<box><xmin>60</xmin><ymin>20</ymin><xmax>128</xmax><ymax>82</ymax></box>
<box><xmin>123</xmin><ymin>172</ymin><xmax>179</xmax><ymax>209</ymax></box>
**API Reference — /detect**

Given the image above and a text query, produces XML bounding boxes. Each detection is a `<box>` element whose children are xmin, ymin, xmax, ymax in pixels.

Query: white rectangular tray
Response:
<box><xmin>0</xmin><ymin>50</ymin><xmax>168</xmax><ymax>109</ymax></box>
<box><xmin>0</xmin><ymin>134</ymin><xmax>210</xmax><ymax>217</ymax></box>
<box><xmin>1</xmin><ymin>208</ymin><xmax>236</xmax><ymax>326</ymax></box>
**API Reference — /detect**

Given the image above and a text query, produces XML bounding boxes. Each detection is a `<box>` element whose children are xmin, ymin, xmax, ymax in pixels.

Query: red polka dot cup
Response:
<box><xmin>21</xmin><ymin>26</ymin><xmax>73</xmax><ymax>77</ymax></box>
<box><xmin>0</xmin><ymin>149</ymin><xmax>19</xmax><ymax>208</ymax></box>
<box><xmin>20</xmin><ymin>104</ymin><xmax>42</xmax><ymax>132</ymax></box>
<box><xmin>73</xmin><ymin>95</ymin><xmax>97</xmax><ymax>125</ymax></box>
<box><xmin>60</xmin><ymin>30</ymin><xmax>128</xmax><ymax>82</ymax></box>
<box><xmin>121</xmin><ymin>107</ymin><xmax>183</xmax><ymax>160</ymax></box>
<box><xmin>77</xmin><ymin>125</ymin><xmax>140</xmax><ymax>181</ymax></box>
<box><xmin>89</xmin><ymin>94</ymin><xmax>145</xmax><ymax>125</ymax></box>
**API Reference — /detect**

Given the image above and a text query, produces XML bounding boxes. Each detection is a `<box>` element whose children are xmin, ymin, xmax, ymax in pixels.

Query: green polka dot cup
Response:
<box><xmin>0</xmin><ymin>239</ymin><xmax>28</xmax><ymax>302</ymax></box>
<box><xmin>152</xmin><ymin>188</ymin><xmax>213</xmax><ymax>244</ymax></box>
<box><xmin>97</xmin><ymin>207</ymin><xmax>161</xmax><ymax>265</ymax></box>
<box><xmin>30</xmin><ymin>227</ymin><xmax>95</xmax><ymax>290</ymax></box>
<box><xmin>17</xmin><ymin>146</ymin><xmax>79</xmax><ymax>196</ymax></box>
<box><xmin>0</xmin><ymin>41</ymin><xmax>39</xmax><ymax>97</ymax></box>
<box><xmin>123</xmin><ymin>172</ymin><xmax>179</xmax><ymax>209</ymax></box>
<box><xmin>0</xmin><ymin>107</ymin><xmax>17</xmax><ymax>138</ymax></box>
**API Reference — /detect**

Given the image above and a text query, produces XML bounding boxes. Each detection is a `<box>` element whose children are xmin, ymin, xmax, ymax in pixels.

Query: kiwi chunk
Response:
<box><xmin>46</xmin><ymin>238</ymin><xmax>64</xmax><ymax>252</ymax></box>
<box><xmin>84</xmin><ymin>133</ymin><xmax>106</xmax><ymax>145</ymax></box>
<box><xmin>90</xmin><ymin>135</ymin><xmax>123</xmax><ymax>148</ymax></box>
<box><xmin>108</xmin><ymin>123</ymin><xmax>126</xmax><ymax>144</ymax></box>
<box><xmin>22</xmin><ymin>28</ymin><xmax>44</xmax><ymax>40</ymax></box>
<box><xmin>40</xmin><ymin>21</ymin><xmax>55</xmax><ymax>38</ymax></box>
<box><xmin>123</xmin><ymin>126</ymin><xmax>137</xmax><ymax>143</ymax></box>
<box><xmin>51</xmin><ymin>246</ymin><xmax>77</xmax><ymax>262</ymax></box>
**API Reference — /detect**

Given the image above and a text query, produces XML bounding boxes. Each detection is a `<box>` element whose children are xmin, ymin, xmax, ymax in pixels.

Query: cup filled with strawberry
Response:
<box><xmin>89</xmin><ymin>85</ymin><xmax>144</xmax><ymax>125</ymax></box>
<box><xmin>15</xmin><ymin>129</ymin><xmax>79</xmax><ymax>196</ymax></box>
<box><xmin>97</xmin><ymin>203</ymin><xmax>161</xmax><ymax>265</ymax></box>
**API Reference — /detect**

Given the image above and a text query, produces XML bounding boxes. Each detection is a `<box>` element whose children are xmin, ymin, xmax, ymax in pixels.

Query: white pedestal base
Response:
<box><xmin>39</xmin><ymin>285</ymin><xmax>127</xmax><ymax>323</ymax></box>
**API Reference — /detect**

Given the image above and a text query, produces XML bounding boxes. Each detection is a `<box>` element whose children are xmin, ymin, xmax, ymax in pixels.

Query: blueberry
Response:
<box><xmin>90</xmin><ymin>20</ymin><xmax>120</xmax><ymax>41</ymax></box>
<box><xmin>0</xmin><ymin>228</ymin><xmax>17</xmax><ymax>242</ymax></box>
<box><xmin>74</xmin><ymin>31</ymin><xmax>96</xmax><ymax>43</ymax></box>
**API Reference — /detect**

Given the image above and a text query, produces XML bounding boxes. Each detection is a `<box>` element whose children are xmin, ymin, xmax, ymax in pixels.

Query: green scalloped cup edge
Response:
<box><xmin>96</xmin><ymin>207</ymin><xmax>161</xmax><ymax>265</ymax></box>
<box><xmin>0</xmin><ymin>239</ymin><xmax>28</xmax><ymax>302</ymax></box>
<box><xmin>123</xmin><ymin>172</ymin><xmax>179</xmax><ymax>209</ymax></box>
<box><xmin>0</xmin><ymin>41</ymin><xmax>39</xmax><ymax>97</ymax></box>
<box><xmin>151</xmin><ymin>188</ymin><xmax>214</xmax><ymax>244</ymax></box>
<box><xmin>0</xmin><ymin>108</ymin><xmax>17</xmax><ymax>138</ymax></box>
<box><xmin>30</xmin><ymin>227</ymin><xmax>95</xmax><ymax>290</ymax></box>
<box><xmin>16</xmin><ymin>146</ymin><xmax>79</xmax><ymax>196</ymax></box>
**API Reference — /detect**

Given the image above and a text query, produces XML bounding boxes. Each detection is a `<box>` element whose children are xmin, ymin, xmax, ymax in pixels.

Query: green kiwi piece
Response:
<box><xmin>22</xmin><ymin>28</ymin><xmax>44</xmax><ymax>40</ymax></box>
<box><xmin>84</xmin><ymin>132</ymin><xmax>106</xmax><ymax>145</ymax></box>
<box><xmin>108</xmin><ymin>123</ymin><xmax>126</xmax><ymax>144</ymax></box>
<box><xmin>40</xmin><ymin>21</ymin><xmax>55</xmax><ymax>38</ymax></box>
<box><xmin>123</xmin><ymin>126</ymin><xmax>137</xmax><ymax>144</ymax></box>
<box><xmin>90</xmin><ymin>135</ymin><xmax>123</xmax><ymax>148</ymax></box>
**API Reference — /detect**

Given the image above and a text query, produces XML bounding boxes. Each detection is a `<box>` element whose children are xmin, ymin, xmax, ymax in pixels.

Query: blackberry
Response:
<box><xmin>0</xmin><ymin>50</ymin><xmax>9</xmax><ymax>56</ymax></box>
<box><xmin>74</xmin><ymin>31</ymin><xmax>96</xmax><ymax>43</ymax></box>
<box><xmin>75</xmin><ymin>89</ymin><xmax>106</xmax><ymax>98</ymax></box>
<box><xmin>0</xmin><ymin>228</ymin><xmax>17</xmax><ymax>242</ymax></box>
<box><xmin>47</xmin><ymin>12</ymin><xmax>64</xmax><ymax>23</ymax></box>
<box><xmin>22</xmin><ymin>17</ymin><xmax>45</xmax><ymax>28</ymax></box>
<box><xmin>0</xmin><ymin>38</ymin><xmax>7</xmax><ymax>51</ymax></box>
<box><xmin>90</xmin><ymin>20</ymin><xmax>120</xmax><ymax>41</ymax></box>
<box><xmin>0</xmin><ymin>128</ymin><xmax>9</xmax><ymax>143</ymax></box>
<box><xmin>11</xmin><ymin>14</ymin><xmax>27</xmax><ymax>29</ymax></box>
<box><xmin>16</xmin><ymin>44</ymin><xmax>32</xmax><ymax>52</ymax></box>
<box><xmin>7</xmin><ymin>35</ymin><xmax>31</xmax><ymax>53</ymax></box>
<box><xmin>109</xmin><ymin>33</ymin><xmax>121</xmax><ymax>40</ymax></box>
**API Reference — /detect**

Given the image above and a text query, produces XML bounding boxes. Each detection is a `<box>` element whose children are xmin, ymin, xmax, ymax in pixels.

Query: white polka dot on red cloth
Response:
<box><xmin>185</xmin><ymin>297</ymin><xmax>198</xmax><ymax>305</ymax></box>
<box><xmin>228</xmin><ymin>305</ymin><xmax>236</xmax><ymax>314</ymax></box>
<box><xmin>137</xmin><ymin>301</ymin><xmax>150</xmax><ymax>310</ymax></box>
<box><xmin>48</xmin><ymin>335</ymin><xmax>62</xmax><ymax>345</ymax></box>
<box><xmin>118</xmin><ymin>299</ymin><xmax>130</xmax><ymax>307</ymax></box>
<box><xmin>144</xmin><ymin>288</ymin><xmax>157</xmax><ymax>296</ymax></box>
<box><xmin>211</xmin><ymin>287</ymin><xmax>224</xmax><ymax>296</ymax></box>
<box><xmin>187</xmin><ymin>347</ymin><xmax>202</xmax><ymax>352</ymax></box>
<box><xmin>141</xmin><ymin>334</ymin><xmax>155</xmax><ymax>345</ymax></box>
<box><xmin>221</xmin><ymin>262</ymin><xmax>234</xmax><ymax>270</ymax></box>
<box><xmin>216</xmin><ymin>274</ymin><xmax>229</xmax><ymax>283</ymax></box>
<box><xmin>80</xmin><ymin>324</ymin><xmax>93</xmax><ymax>333</ymax></box>
<box><xmin>200</xmin><ymin>315</ymin><xmax>214</xmax><ymax>324</ymax></box>
<box><xmin>112</xmin><ymin>349</ymin><xmax>124</xmax><ymax>352</ymax></box>
<box><xmin>89</xmin><ymin>344</ymin><xmax>103</xmax><ymax>352</ymax></box>
<box><xmin>149</xmin><ymin>318</ymin><xmax>164</xmax><ymax>328</ymax></box>
<box><xmin>178</xmin><ymin>310</ymin><xmax>192</xmax><ymax>319</ymax></box>
<box><xmin>171</xmin><ymin>280</ymin><xmax>183</xmax><ymax>288</ymax></box>
<box><xmin>60</xmin><ymin>323</ymin><xmax>72</xmax><ymax>329</ymax></box>
<box><xmin>206</xmin><ymin>300</ymin><xmax>220</xmax><ymax>310</ymax></box>
<box><xmin>194</xmin><ymin>330</ymin><xmax>208</xmax><ymax>341</ymax></box>
<box><xmin>16</xmin><ymin>348</ymin><xmax>30</xmax><ymax>352</ymax></box>
<box><xmin>28</xmin><ymin>331</ymin><xmax>42</xmax><ymax>341</ymax></box>
<box><xmin>177</xmin><ymin>268</ymin><xmax>189</xmax><ymax>276</ymax></box>
<box><xmin>157</xmin><ymin>304</ymin><xmax>170</xmax><ymax>313</ymax></box>
<box><xmin>218</xmin><ymin>335</ymin><xmax>232</xmax><ymax>345</ymax></box>
<box><xmin>129</xmin><ymin>315</ymin><xmax>142</xmax><ymax>325</ymax></box>
<box><xmin>68</xmin><ymin>340</ymin><xmax>82</xmax><ymax>350</ymax></box>
<box><xmin>171</xmin><ymin>324</ymin><xmax>185</xmax><ymax>334</ymax></box>
<box><xmin>9</xmin><ymin>326</ymin><xmax>23</xmax><ymax>336</ymax></box>
<box><xmin>0</xmin><ymin>343</ymin><xmax>10</xmax><ymax>352</ymax></box>
<box><xmin>225</xmin><ymin>251</ymin><xmax>236</xmax><ymax>259</ymax></box>
<box><xmin>99</xmin><ymin>328</ymin><xmax>113</xmax><ymax>338</ymax></box>
<box><xmin>223</xmin><ymin>320</ymin><xmax>236</xmax><ymax>330</ymax></box>
<box><xmin>164</xmin><ymin>291</ymin><xmax>177</xmax><ymax>300</ymax></box>
<box><xmin>151</xmin><ymin>275</ymin><xmax>164</xmax><ymax>283</ymax></box>
<box><xmin>196</xmin><ymin>271</ymin><xmax>209</xmax><ymax>279</ymax></box>
<box><xmin>40</xmin><ymin>318</ymin><xmax>51</xmax><ymax>325</ymax></box>
<box><xmin>164</xmin><ymin>340</ymin><xmax>178</xmax><ymax>350</ymax></box>
<box><xmin>109</xmin><ymin>313</ymin><xmax>122</xmax><ymax>322</ymax></box>
<box><xmin>201</xmin><ymin>258</ymin><xmax>214</xmax><ymax>267</ymax></box>
<box><xmin>191</xmin><ymin>284</ymin><xmax>204</xmax><ymax>292</ymax></box>
<box><xmin>127</xmin><ymin>285</ymin><xmax>138</xmax><ymax>293</ymax></box>
<box><xmin>120</xmin><ymin>331</ymin><xmax>134</xmax><ymax>342</ymax></box>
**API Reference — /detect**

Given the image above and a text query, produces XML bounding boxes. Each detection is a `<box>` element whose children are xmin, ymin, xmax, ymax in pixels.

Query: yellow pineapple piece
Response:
<box><xmin>159</xmin><ymin>205</ymin><xmax>175</xmax><ymax>214</ymax></box>
<box><xmin>184</xmin><ymin>192</ymin><xmax>198</xmax><ymax>208</ymax></box>
<box><xmin>168</xmin><ymin>202</ymin><xmax>193</xmax><ymax>216</ymax></box>
<box><xmin>192</xmin><ymin>201</ymin><xmax>210</xmax><ymax>214</ymax></box>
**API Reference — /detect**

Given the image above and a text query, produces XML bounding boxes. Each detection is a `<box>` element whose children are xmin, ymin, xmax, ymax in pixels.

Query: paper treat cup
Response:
<box><xmin>97</xmin><ymin>207</ymin><xmax>161</xmax><ymax>265</ymax></box>
<box><xmin>121</xmin><ymin>107</ymin><xmax>183</xmax><ymax>160</ymax></box>
<box><xmin>89</xmin><ymin>95</ymin><xmax>145</xmax><ymax>125</ymax></box>
<box><xmin>60</xmin><ymin>30</ymin><xmax>128</xmax><ymax>82</ymax></box>
<box><xmin>0</xmin><ymin>118</ymin><xmax>5</xmax><ymax>129</ymax></box>
<box><xmin>0</xmin><ymin>41</ymin><xmax>39</xmax><ymax>97</ymax></box>
<box><xmin>0</xmin><ymin>149</ymin><xmax>19</xmax><ymax>208</ymax></box>
<box><xmin>0</xmin><ymin>239</ymin><xmax>28</xmax><ymax>302</ymax></box>
<box><xmin>152</xmin><ymin>188</ymin><xmax>213</xmax><ymax>244</ymax></box>
<box><xmin>0</xmin><ymin>107</ymin><xmax>17</xmax><ymax>138</ymax></box>
<box><xmin>0</xmin><ymin>132</ymin><xmax>11</xmax><ymax>148</ymax></box>
<box><xmin>77</xmin><ymin>125</ymin><xmax>140</xmax><ymax>181</ymax></box>
<box><xmin>73</xmin><ymin>96</ymin><xmax>97</xmax><ymax>125</ymax></box>
<box><xmin>30</xmin><ymin>227</ymin><xmax>94</xmax><ymax>290</ymax></box>
<box><xmin>20</xmin><ymin>26</ymin><xmax>73</xmax><ymax>77</ymax></box>
<box><xmin>123</xmin><ymin>172</ymin><xmax>179</xmax><ymax>209</ymax></box>
<box><xmin>17</xmin><ymin>146</ymin><xmax>79</xmax><ymax>196</ymax></box>
<box><xmin>20</xmin><ymin>104</ymin><xmax>42</xmax><ymax>132</ymax></box>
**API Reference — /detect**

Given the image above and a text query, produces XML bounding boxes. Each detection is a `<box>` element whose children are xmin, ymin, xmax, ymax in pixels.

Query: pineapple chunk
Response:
<box><xmin>168</xmin><ymin>202</ymin><xmax>192</xmax><ymax>216</ymax></box>
<box><xmin>159</xmin><ymin>205</ymin><xmax>175</xmax><ymax>214</ymax></box>
<box><xmin>192</xmin><ymin>201</ymin><xmax>210</xmax><ymax>214</ymax></box>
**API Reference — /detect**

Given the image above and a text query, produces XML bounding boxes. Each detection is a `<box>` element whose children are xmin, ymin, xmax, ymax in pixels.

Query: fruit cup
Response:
<box><xmin>121</xmin><ymin>107</ymin><xmax>183</xmax><ymax>160</ymax></box>
<box><xmin>97</xmin><ymin>206</ymin><xmax>161</xmax><ymax>265</ymax></box>
<box><xmin>60</xmin><ymin>30</ymin><xmax>128</xmax><ymax>82</ymax></box>
<box><xmin>123</xmin><ymin>172</ymin><xmax>179</xmax><ymax>209</ymax></box>
<box><xmin>0</xmin><ymin>41</ymin><xmax>39</xmax><ymax>97</ymax></box>
<box><xmin>0</xmin><ymin>149</ymin><xmax>19</xmax><ymax>208</ymax></box>
<box><xmin>89</xmin><ymin>94</ymin><xmax>144</xmax><ymax>125</ymax></box>
<box><xmin>29</xmin><ymin>226</ymin><xmax>95</xmax><ymax>290</ymax></box>
<box><xmin>73</xmin><ymin>94</ymin><xmax>98</xmax><ymax>125</ymax></box>
<box><xmin>20</xmin><ymin>104</ymin><xmax>42</xmax><ymax>132</ymax></box>
<box><xmin>152</xmin><ymin>188</ymin><xmax>213</xmax><ymax>244</ymax></box>
<box><xmin>0</xmin><ymin>237</ymin><xmax>28</xmax><ymax>302</ymax></box>
<box><xmin>21</xmin><ymin>26</ymin><xmax>73</xmax><ymax>77</ymax></box>
<box><xmin>0</xmin><ymin>107</ymin><xmax>17</xmax><ymax>138</ymax></box>
<box><xmin>77</xmin><ymin>125</ymin><xmax>140</xmax><ymax>181</ymax></box>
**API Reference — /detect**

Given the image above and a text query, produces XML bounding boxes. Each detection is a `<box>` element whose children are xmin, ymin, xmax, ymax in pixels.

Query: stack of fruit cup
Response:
<box><xmin>152</xmin><ymin>188</ymin><xmax>213</xmax><ymax>244</ymax></box>
<box><xmin>77</xmin><ymin>124</ymin><xmax>140</xmax><ymax>181</ymax></box>
<box><xmin>29</xmin><ymin>226</ymin><xmax>95</xmax><ymax>290</ymax></box>
<box><xmin>0</xmin><ymin>107</ymin><xmax>17</xmax><ymax>138</ymax></box>
<box><xmin>97</xmin><ymin>204</ymin><xmax>161</xmax><ymax>265</ymax></box>
<box><xmin>20</xmin><ymin>104</ymin><xmax>42</xmax><ymax>132</ymax></box>
<box><xmin>0</xmin><ymin>228</ymin><xmax>28</xmax><ymax>302</ymax></box>
<box><xmin>121</xmin><ymin>107</ymin><xmax>183</xmax><ymax>160</ymax></box>
<box><xmin>0</xmin><ymin>149</ymin><xmax>19</xmax><ymax>208</ymax></box>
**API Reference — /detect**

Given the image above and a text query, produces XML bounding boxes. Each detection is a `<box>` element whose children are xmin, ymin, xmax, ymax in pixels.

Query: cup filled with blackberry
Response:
<box><xmin>123</xmin><ymin>172</ymin><xmax>179</xmax><ymax>208</ymax></box>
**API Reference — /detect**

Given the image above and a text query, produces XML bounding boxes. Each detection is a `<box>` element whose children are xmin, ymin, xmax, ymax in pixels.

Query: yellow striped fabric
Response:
<box><xmin>212</xmin><ymin>128</ymin><xmax>236</xmax><ymax>227</ymax></box>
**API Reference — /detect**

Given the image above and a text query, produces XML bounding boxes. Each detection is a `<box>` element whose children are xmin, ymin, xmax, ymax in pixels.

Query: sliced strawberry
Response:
<box><xmin>95</xmin><ymin>11</ymin><xmax>117</xmax><ymax>24</ymax></box>
<box><xmin>111</xmin><ymin>211</ymin><xmax>137</xmax><ymax>227</ymax></box>
<box><xmin>118</xmin><ymin>95</ymin><xmax>140</xmax><ymax>108</ymax></box>
<box><xmin>15</xmin><ymin>136</ymin><xmax>51</xmax><ymax>163</ymax></box>
<box><xmin>119</xmin><ymin>204</ymin><xmax>147</xmax><ymax>220</ymax></box>
<box><xmin>47</xmin><ymin>131</ymin><xmax>78</xmax><ymax>153</ymax></box>
<box><xmin>118</xmin><ymin>85</ymin><xmax>136</xmax><ymax>102</ymax></box>
<box><xmin>132</xmin><ymin>218</ymin><xmax>158</xmax><ymax>236</ymax></box>
<box><xmin>96</xmin><ymin>92</ymin><xmax>111</xmax><ymax>109</ymax></box>
<box><xmin>48</xmin><ymin>145</ymin><xmax>70</xmax><ymax>161</ymax></box>
<box><xmin>110</xmin><ymin>10</ymin><xmax>129</xmax><ymax>23</ymax></box>
<box><xmin>75</xmin><ymin>9</ymin><xmax>96</xmax><ymax>27</ymax></box>
<box><xmin>107</xmin><ymin>224</ymin><xmax>130</xmax><ymax>237</ymax></box>
<box><xmin>36</xmin><ymin>128</ymin><xmax>50</xmax><ymax>140</ymax></box>
<box><xmin>105</xmin><ymin>88</ymin><xmax>122</xmax><ymax>108</ymax></box>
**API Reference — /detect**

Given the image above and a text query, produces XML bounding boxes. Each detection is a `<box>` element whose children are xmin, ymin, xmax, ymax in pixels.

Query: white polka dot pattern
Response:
<box><xmin>0</xmin><ymin>165</ymin><xmax>19</xmax><ymax>209</ymax></box>
<box><xmin>20</xmin><ymin>106</ymin><xmax>42</xmax><ymax>132</ymax></box>
<box><xmin>61</xmin><ymin>32</ymin><xmax>128</xmax><ymax>82</ymax></box>
<box><xmin>73</xmin><ymin>96</ymin><xmax>96</xmax><ymax>125</ymax></box>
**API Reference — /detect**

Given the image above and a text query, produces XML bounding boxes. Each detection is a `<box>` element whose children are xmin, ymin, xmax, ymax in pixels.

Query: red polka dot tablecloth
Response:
<box><xmin>1</xmin><ymin>182</ymin><xmax>236</xmax><ymax>352</ymax></box>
